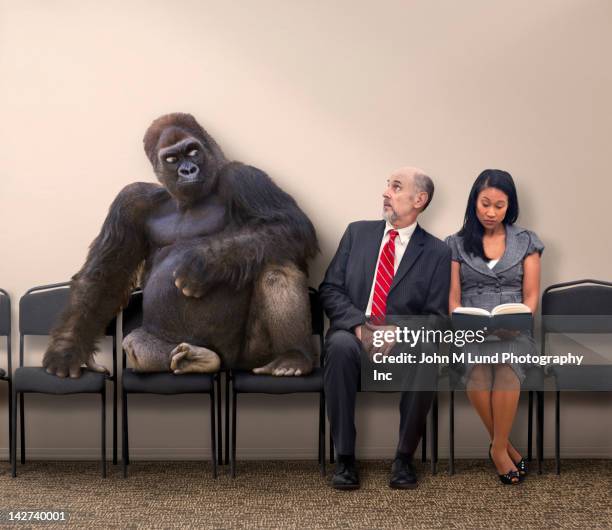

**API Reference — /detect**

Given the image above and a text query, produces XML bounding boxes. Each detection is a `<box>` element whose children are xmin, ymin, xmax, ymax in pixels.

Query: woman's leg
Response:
<box><xmin>466</xmin><ymin>364</ymin><xmax>494</xmax><ymax>437</ymax></box>
<box><xmin>466</xmin><ymin>364</ymin><xmax>524</xmax><ymax>468</ymax></box>
<box><xmin>490</xmin><ymin>364</ymin><xmax>521</xmax><ymax>477</ymax></box>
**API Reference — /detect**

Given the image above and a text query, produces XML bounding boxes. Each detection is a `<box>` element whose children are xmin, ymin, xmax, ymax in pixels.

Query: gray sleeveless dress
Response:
<box><xmin>445</xmin><ymin>224</ymin><xmax>544</xmax><ymax>383</ymax></box>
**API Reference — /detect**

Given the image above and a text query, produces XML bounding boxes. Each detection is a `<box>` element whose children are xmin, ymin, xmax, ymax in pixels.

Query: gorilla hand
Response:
<box><xmin>173</xmin><ymin>248</ymin><xmax>209</xmax><ymax>298</ymax></box>
<box><xmin>43</xmin><ymin>337</ymin><xmax>87</xmax><ymax>379</ymax></box>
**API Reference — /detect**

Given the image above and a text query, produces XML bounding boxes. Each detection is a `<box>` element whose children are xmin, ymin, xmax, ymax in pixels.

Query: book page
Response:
<box><xmin>452</xmin><ymin>307</ymin><xmax>491</xmax><ymax>317</ymax></box>
<box><xmin>491</xmin><ymin>303</ymin><xmax>531</xmax><ymax>315</ymax></box>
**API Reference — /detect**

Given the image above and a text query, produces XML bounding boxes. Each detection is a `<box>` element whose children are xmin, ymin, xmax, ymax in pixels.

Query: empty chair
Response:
<box><xmin>12</xmin><ymin>282</ymin><xmax>117</xmax><ymax>477</ymax></box>
<box><xmin>228</xmin><ymin>288</ymin><xmax>326</xmax><ymax>477</ymax></box>
<box><xmin>541</xmin><ymin>279</ymin><xmax>612</xmax><ymax>474</ymax></box>
<box><xmin>121</xmin><ymin>290</ymin><xmax>219</xmax><ymax>478</ymax></box>
<box><xmin>0</xmin><ymin>289</ymin><xmax>12</xmax><ymax>464</ymax></box>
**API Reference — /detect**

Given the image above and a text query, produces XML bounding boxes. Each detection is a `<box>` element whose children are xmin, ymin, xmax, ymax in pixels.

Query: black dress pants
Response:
<box><xmin>323</xmin><ymin>329</ymin><xmax>434</xmax><ymax>457</ymax></box>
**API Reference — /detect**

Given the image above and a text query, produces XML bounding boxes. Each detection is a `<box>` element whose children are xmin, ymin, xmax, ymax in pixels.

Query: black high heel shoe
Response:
<box><xmin>513</xmin><ymin>457</ymin><xmax>528</xmax><ymax>477</ymax></box>
<box><xmin>489</xmin><ymin>445</ymin><xmax>521</xmax><ymax>485</ymax></box>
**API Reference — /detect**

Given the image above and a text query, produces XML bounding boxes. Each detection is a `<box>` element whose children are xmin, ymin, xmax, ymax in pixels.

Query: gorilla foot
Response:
<box><xmin>170</xmin><ymin>343</ymin><xmax>221</xmax><ymax>374</ymax></box>
<box><xmin>123</xmin><ymin>332</ymin><xmax>144</xmax><ymax>370</ymax></box>
<box><xmin>252</xmin><ymin>351</ymin><xmax>313</xmax><ymax>377</ymax></box>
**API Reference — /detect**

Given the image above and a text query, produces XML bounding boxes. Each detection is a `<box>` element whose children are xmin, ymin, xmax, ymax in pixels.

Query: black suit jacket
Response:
<box><xmin>319</xmin><ymin>220</ymin><xmax>451</xmax><ymax>333</ymax></box>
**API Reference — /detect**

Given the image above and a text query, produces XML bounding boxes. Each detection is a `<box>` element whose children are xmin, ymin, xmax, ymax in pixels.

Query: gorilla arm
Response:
<box><xmin>43</xmin><ymin>183</ymin><xmax>164</xmax><ymax>378</ymax></box>
<box><xmin>173</xmin><ymin>162</ymin><xmax>318</xmax><ymax>297</ymax></box>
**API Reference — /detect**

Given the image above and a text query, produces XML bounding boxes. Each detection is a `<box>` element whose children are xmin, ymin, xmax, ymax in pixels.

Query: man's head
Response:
<box><xmin>382</xmin><ymin>166</ymin><xmax>434</xmax><ymax>227</ymax></box>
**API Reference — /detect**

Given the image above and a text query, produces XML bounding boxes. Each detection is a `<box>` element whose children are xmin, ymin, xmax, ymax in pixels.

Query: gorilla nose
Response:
<box><xmin>178</xmin><ymin>162</ymin><xmax>200</xmax><ymax>179</ymax></box>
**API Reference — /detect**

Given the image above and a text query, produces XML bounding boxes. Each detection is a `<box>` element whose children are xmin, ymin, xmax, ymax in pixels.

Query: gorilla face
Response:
<box><xmin>143</xmin><ymin>112</ymin><xmax>227</xmax><ymax>205</ymax></box>
<box><xmin>148</xmin><ymin>122</ymin><xmax>221</xmax><ymax>204</ymax></box>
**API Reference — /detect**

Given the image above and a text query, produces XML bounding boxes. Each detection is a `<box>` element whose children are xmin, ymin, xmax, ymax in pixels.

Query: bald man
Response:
<box><xmin>319</xmin><ymin>167</ymin><xmax>451</xmax><ymax>490</ymax></box>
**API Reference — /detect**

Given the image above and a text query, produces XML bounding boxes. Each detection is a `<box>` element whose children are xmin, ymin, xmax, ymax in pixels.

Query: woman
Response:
<box><xmin>445</xmin><ymin>169</ymin><xmax>544</xmax><ymax>485</ymax></box>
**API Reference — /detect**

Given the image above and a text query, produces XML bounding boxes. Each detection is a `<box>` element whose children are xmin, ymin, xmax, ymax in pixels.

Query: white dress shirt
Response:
<box><xmin>365</xmin><ymin>220</ymin><xmax>417</xmax><ymax>316</ymax></box>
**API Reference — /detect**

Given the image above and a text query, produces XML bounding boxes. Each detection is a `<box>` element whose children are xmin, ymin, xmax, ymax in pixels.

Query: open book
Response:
<box><xmin>452</xmin><ymin>303</ymin><xmax>532</xmax><ymax>332</ymax></box>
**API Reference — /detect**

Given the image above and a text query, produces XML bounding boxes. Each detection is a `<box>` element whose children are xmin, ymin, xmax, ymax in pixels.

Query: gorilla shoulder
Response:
<box><xmin>111</xmin><ymin>182</ymin><xmax>171</xmax><ymax>221</ymax></box>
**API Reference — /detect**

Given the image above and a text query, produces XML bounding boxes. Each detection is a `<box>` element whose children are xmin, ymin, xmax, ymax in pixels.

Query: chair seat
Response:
<box><xmin>14</xmin><ymin>367</ymin><xmax>106</xmax><ymax>394</ymax></box>
<box><xmin>233</xmin><ymin>367</ymin><xmax>323</xmax><ymax>394</ymax></box>
<box><xmin>122</xmin><ymin>369</ymin><xmax>215</xmax><ymax>394</ymax></box>
<box><xmin>553</xmin><ymin>365</ymin><xmax>612</xmax><ymax>391</ymax></box>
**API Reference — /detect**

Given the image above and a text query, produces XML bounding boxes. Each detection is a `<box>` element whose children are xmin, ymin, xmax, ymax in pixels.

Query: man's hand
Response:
<box><xmin>355</xmin><ymin>323</ymin><xmax>398</xmax><ymax>360</ymax></box>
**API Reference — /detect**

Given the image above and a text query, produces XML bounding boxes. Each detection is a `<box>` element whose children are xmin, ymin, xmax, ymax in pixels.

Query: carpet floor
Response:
<box><xmin>1</xmin><ymin>459</ymin><xmax>611</xmax><ymax>529</ymax></box>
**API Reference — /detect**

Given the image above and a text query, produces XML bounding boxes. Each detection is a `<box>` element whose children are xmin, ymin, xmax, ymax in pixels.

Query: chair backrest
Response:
<box><xmin>0</xmin><ymin>288</ymin><xmax>10</xmax><ymax>336</ymax></box>
<box><xmin>20</xmin><ymin>282</ymin><xmax>72</xmax><ymax>336</ymax></box>
<box><xmin>0</xmin><ymin>288</ymin><xmax>11</xmax><ymax>375</ymax></box>
<box><xmin>309</xmin><ymin>287</ymin><xmax>324</xmax><ymax>337</ymax></box>
<box><xmin>309</xmin><ymin>287</ymin><xmax>325</xmax><ymax>365</ymax></box>
<box><xmin>541</xmin><ymin>279</ymin><xmax>612</xmax><ymax>334</ymax></box>
<box><xmin>19</xmin><ymin>282</ymin><xmax>116</xmax><ymax>367</ymax></box>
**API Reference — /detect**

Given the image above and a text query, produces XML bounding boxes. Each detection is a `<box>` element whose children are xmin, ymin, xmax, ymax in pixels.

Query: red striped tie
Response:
<box><xmin>370</xmin><ymin>229</ymin><xmax>398</xmax><ymax>323</ymax></box>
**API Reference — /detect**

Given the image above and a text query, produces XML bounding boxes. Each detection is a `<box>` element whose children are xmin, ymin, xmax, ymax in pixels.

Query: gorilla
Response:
<box><xmin>42</xmin><ymin>113</ymin><xmax>318</xmax><ymax>378</ymax></box>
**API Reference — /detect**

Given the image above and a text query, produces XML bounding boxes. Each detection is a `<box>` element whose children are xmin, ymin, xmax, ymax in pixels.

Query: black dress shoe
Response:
<box><xmin>389</xmin><ymin>457</ymin><xmax>418</xmax><ymax>489</ymax></box>
<box><xmin>331</xmin><ymin>456</ymin><xmax>360</xmax><ymax>490</ymax></box>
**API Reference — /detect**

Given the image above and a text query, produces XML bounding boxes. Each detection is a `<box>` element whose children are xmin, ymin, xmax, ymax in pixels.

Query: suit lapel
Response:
<box><xmin>389</xmin><ymin>224</ymin><xmax>425</xmax><ymax>294</ymax></box>
<box><xmin>360</xmin><ymin>221</ymin><xmax>386</xmax><ymax>308</ymax></box>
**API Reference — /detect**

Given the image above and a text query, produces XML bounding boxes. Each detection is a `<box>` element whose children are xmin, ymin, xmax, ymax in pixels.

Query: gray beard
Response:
<box><xmin>382</xmin><ymin>208</ymin><xmax>397</xmax><ymax>223</ymax></box>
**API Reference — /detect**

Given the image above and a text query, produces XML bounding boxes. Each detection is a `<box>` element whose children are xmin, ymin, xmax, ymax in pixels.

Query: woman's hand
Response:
<box><xmin>494</xmin><ymin>328</ymin><xmax>520</xmax><ymax>340</ymax></box>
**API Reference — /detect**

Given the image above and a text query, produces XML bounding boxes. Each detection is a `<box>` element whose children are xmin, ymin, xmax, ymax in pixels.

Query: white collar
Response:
<box><xmin>384</xmin><ymin>220</ymin><xmax>417</xmax><ymax>245</ymax></box>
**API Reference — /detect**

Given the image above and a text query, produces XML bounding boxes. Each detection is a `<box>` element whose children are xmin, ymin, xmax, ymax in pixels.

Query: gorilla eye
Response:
<box><xmin>165</xmin><ymin>156</ymin><xmax>178</xmax><ymax>164</ymax></box>
<box><xmin>188</xmin><ymin>149</ymin><xmax>199</xmax><ymax>157</ymax></box>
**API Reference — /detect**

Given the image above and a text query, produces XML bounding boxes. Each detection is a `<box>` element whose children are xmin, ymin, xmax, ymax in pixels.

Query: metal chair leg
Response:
<box><xmin>210</xmin><ymin>386</ymin><xmax>217</xmax><ymax>479</ymax></box>
<box><xmin>537</xmin><ymin>390</ymin><xmax>544</xmax><ymax>475</ymax></box>
<box><xmin>527</xmin><ymin>391</ymin><xmax>533</xmax><ymax>462</ymax></box>
<box><xmin>216</xmin><ymin>373</ymin><xmax>222</xmax><ymax>466</ymax></box>
<box><xmin>225</xmin><ymin>372</ymin><xmax>230</xmax><ymax>466</ymax></box>
<box><xmin>8</xmin><ymin>381</ymin><xmax>13</xmax><ymax>466</ymax></box>
<box><xmin>122</xmin><ymin>390</ymin><xmax>129</xmax><ymax>478</ymax></box>
<box><xmin>319</xmin><ymin>392</ymin><xmax>325</xmax><ymax>476</ymax></box>
<box><xmin>101</xmin><ymin>389</ymin><xmax>107</xmax><ymax>478</ymax></box>
<box><xmin>113</xmin><ymin>377</ymin><xmax>117</xmax><ymax>465</ymax></box>
<box><xmin>19</xmin><ymin>393</ymin><xmax>25</xmax><ymax>464</ymax></box>
<box><xmin>449</xmin><ymin>391</ymin><xmax>455</xmax><ymax>475</ymax></box>
<box><xmin>11</xmin><ymin>388</ymin><xmax>17</xmax><ymax>477</ymax></box>
<box><xmin>431</xmin><ymin>392</ymin><xmax>438</xmax><ymax>475</ymax></box>
<box><xmin>555</xmin><ymin>390</ymin><xmax>560</xmax><ymax>474</ymax></box>
<box><xmin>421</xmin><ymin>419</ymin><xmax>427</xmax><ymax>463</ymax></box>
<box><xmin>230</xmin><ymin>390</ymin><xmax>237</xmax><ymax>478</ymax></box>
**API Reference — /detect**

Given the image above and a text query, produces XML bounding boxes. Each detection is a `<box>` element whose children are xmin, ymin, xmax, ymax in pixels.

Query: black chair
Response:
<box><xmin>12</xmin><ymin>282</ymin><xmax>117</xmax><ymax>477</ymax></box>
<box><xmin>0</xmin><ymin>289</ymin><xmax>12</xmax><ymax>464</ymax></box>
<box><xmin>121</xmin><ymin>290</ymin><xmax>219</xmax><ymax>478</ymax></box>
<box><xmin>228</xmin><ymin>288</ymin><xmax>326</xmax><ymax>477</ymax></box>
<box><xmin>447</xmin><ymin>365</ymin><xmax>544</xmax><ymax>475</ymax></box>
<box><xmin>541</xmin><ymin>279</ymin><xmax>612</xmax><ymax>474</ymax></box>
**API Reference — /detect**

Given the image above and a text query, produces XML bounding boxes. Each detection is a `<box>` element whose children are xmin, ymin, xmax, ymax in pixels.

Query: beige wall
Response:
<box><xmin>1</xmin><ymin>0</ymin><xmax>611</xmax><ymax>460</ymax></box>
